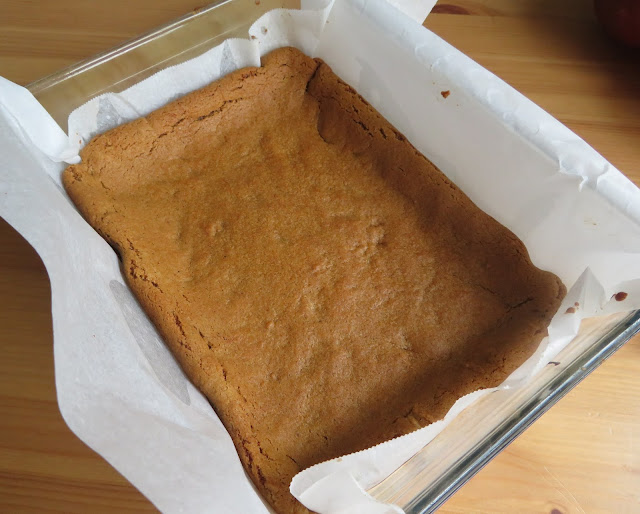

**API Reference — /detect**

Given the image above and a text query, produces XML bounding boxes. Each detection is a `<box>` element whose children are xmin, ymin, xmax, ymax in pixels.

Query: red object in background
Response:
<box><xmin>594</xmin><ymin>0</ymin><xmax>640</xmax><ymax>48</ymax></box>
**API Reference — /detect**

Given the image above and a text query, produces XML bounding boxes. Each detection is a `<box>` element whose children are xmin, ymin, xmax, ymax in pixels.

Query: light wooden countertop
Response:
<box><xmin>1</xmin><ymin>0</ymin><xmax>639</xmax><ymax>512</ymax></box>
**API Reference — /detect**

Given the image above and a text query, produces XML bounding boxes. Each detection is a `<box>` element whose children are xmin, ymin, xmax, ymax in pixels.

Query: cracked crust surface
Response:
<box><xmin>63</xmin><ymin>47</ymin><xmax>565</xmax><ymax>513</ymax></box>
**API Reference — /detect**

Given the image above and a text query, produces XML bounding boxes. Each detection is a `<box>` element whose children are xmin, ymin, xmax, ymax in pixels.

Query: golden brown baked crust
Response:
<box><xmin>63</xmin><ymin>47</ymin><xmax>565</xmax><ymax>513</ymax></box>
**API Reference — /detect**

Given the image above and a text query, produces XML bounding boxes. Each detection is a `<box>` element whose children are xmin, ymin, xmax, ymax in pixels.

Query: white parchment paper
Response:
<box><xmin>1</xmin><ymin>0</ymin><xmax>640</xmax><ymax>512</ymax></box>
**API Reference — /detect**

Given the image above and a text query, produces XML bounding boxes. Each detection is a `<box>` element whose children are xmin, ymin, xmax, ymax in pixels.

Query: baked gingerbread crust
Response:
<box><xmin>63</xmin><ymin>47</ymin><xmax>565</xmax><ymax>513</ymax></box>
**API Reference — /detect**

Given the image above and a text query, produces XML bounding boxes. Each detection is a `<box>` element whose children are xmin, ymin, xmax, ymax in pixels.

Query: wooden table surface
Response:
<box><xmin>1</xmin><ymin>0</ymin><xmax>639</xmax><ymax>512</ymax></box>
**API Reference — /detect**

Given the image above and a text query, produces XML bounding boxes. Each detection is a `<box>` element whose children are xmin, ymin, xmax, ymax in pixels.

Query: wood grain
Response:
<box><xmin>1</xmin><ymin>0</ymin><xmax>639</xmax><ymax>512</ymax></box>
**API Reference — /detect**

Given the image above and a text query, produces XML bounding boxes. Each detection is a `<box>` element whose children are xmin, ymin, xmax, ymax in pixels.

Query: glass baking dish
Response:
<box><xmin>26</xmin><ymin>0</ymin><xmax>640</xmax><ymax>512</ymax></box>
